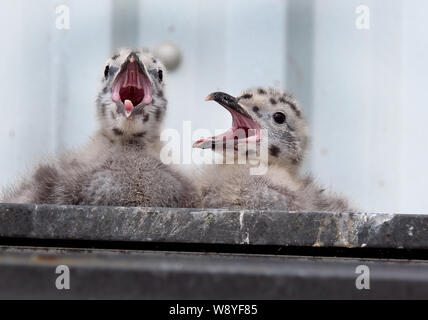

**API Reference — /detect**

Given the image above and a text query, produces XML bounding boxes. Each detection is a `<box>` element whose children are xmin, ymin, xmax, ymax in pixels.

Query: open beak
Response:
<box><xmin>112</xmin><ymin>52</ymin><xmax>153</xmax><ymax>118</ymax></box>
<box><xmin>193</xmin><ymin>92</ymin><xmax>261</xmax><ymax>149</ymax></box>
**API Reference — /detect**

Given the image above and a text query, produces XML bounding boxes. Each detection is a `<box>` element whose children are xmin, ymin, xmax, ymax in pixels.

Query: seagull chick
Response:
<box><xmin>2</xmin><ymin>48</ymin><xmax>197</xmax><ymax>208</ymax></box>
<box><xmin>193</xmin><ymin>87</ymin><xmax>355</xmax><ymax>212</ymax></box>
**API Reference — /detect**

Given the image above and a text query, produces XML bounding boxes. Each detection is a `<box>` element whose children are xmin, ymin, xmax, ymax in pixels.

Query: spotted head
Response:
<box><xmin>96</xmin><ymin>48</ymin><xmax>167</xmax><ymax>145</ymax></box>
<box><xmin>193</xmin><ymin>87</ymin><xmax>309</xmax><ymax>169</ymax></box>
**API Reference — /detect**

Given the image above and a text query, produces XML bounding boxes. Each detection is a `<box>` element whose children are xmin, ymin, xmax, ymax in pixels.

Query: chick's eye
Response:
<box><xmin>104</xmin><ymin>65</ymin><xmax>110</xmax><ymax>79</ymax></box>
<box><xmin>273</xmin><ymin>112</ymin><xmax>286</xmax><ymax>124</ymax></box>
<box><xmin>158</xmin><ymin>70</ymin><xmax>163</xmax><ymax>82</ymax></box>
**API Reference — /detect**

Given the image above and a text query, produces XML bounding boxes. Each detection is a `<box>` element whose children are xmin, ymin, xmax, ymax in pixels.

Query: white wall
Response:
<box><xmin>305</xmin><ymin>0</ymin><xmax>428</xmax><ymax>213</ymax></box>
<box><xmin>400</xmin><ymin>0</ymin><xmax>428</xmax><ymax>214</ymax></box>
<box><xmin>309</xmin><ymin>0</ymin><xmax>403</xmax><ymax>212</ymax></box>
<box><xmin>0</xmin><ymin>1</ymin><xmax>57</xmax><ymax>186</ymax></box>
<box><xmin>0</xmin><ymin>0</ymin><xmax>111</xmax><ymax>187</ymax></box>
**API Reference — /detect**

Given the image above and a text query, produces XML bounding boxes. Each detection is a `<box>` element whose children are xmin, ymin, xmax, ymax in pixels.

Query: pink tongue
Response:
<box><xmin>124</xmin><ymin>99</ymin><xmax>134</xmax><ymax>112</ymax></box>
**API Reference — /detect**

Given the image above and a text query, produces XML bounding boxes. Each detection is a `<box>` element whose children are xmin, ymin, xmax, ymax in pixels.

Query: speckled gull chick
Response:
<box><xmin>193</xmin><ymin>87</ymin><xmax>355</xmax><ymax>212</ymax></box>
<box><xmin>2</xmin><ymin>48</ymin><xmax>197</xmax><ymax>208</ymax></box>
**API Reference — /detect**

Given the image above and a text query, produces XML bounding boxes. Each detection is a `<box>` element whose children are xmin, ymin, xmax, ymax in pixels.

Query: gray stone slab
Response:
<box><xmin>1</xmin><ymin>246</ymin><xmax>428</xmax><ymax>299</ymax></box>
<box><xmin>0</xmin><ymin>203</ymin><xmax>427</xmax><ymax>249</ymax></box>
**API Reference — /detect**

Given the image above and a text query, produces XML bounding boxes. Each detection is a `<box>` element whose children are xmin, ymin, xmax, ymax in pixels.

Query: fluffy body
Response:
<box><xmin>197</xmin><ymin>164</ymin><xmax>350</xmax><ymax>212</ymax></box>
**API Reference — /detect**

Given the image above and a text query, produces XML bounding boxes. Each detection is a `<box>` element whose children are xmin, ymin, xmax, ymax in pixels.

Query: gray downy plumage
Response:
<box><xmin>1</xmin><ymin>48</ymin><xmax>197</xmax><ymax>208</ymax></box>
<box><xmin>193</xmin><ymin>87</ymin><xmax>356</xmax><ymax>212</ymax></box>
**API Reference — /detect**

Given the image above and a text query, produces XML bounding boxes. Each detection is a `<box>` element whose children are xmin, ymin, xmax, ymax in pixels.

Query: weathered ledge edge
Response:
<box><xmin>0</xmin><ymin>203</ymin><xmax>427</xmax><ymax>249</ymax></box>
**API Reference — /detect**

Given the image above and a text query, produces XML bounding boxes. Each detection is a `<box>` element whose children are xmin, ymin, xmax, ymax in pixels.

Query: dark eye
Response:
<box><xmin>104</xmin><ymin>65</ymin><xmax>110</xmax><ymax>79</ymax></box>
<box><xmin>158</xmin><ymin>70</ymin><xmax>163</xmax><ymax>82</ymax></box>
<box><xmin>273</xmin><ymin>112</ymin><xmax>286</xmax><ymax>124</ymax></box>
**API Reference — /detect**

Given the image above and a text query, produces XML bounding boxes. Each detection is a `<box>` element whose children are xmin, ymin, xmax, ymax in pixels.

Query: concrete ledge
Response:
<box><xmin>1</xmin><ymin>204</ymin><xmax>428</xmax><ymax>299</ymax></box>
<box><xmin>1</xmin><ymin>246</ymin><xmax>428</xmax><ymax>299</ymax></box>
<box><xmin>0</xmin><ymin>203</ymin><xmax>427</xmax><ymax>250</ymax></box>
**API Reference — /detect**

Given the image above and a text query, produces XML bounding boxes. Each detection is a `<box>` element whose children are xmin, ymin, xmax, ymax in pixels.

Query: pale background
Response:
<box><xmin>0</xmin><ymin>0</ymin><xmax>427</xmax><ymax>214</ymax></box>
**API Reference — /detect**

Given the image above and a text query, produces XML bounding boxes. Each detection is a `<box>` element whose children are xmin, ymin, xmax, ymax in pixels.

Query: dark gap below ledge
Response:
<box><xmin>1</xmin><ymin>237</ymin><xmax>427</xmax><ymax>261</ymax></box>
